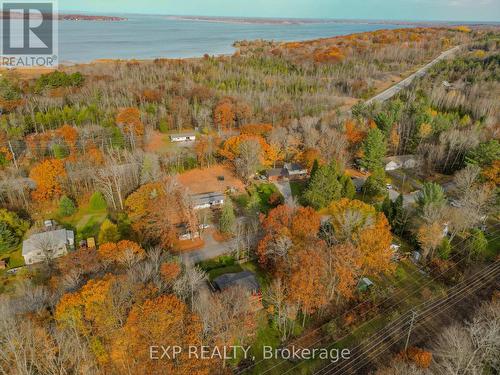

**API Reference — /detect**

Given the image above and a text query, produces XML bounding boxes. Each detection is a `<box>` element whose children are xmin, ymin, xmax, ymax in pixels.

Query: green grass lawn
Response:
<box><xmin>52</xmin><ymin>204</ymin><xmax>108</xmax><ymax>242</ymax></box>
<box><xmin>254</xmin><ymin>183</ymin><xmax>282</xmax><ymax>213</ymax></box>
<box><xmin>0</xmin><ymin>245</ymin><xmax>25</xmax><ymax>269</ymax></box>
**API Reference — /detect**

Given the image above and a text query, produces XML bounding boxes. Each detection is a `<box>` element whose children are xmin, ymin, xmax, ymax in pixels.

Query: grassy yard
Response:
<box><xmin>254</xmin><ymin>183</ymin><xmax>282</xmax><ymax>213</ymax></box>
<box><xmin>52</xmin><ymin>204</ymin><xmax>107</xmax><ymax>242</ymax></box>
<box><xmin>0</xmin><ymin>246</ymin><xmax>25</xmax><ymax>269</ymax></box>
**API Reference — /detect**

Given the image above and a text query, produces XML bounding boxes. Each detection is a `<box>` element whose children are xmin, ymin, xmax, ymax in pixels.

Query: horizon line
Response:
<box><xmin>56</xmin><ymin>11</ymin><xmax>500</xmax><ymax>24</ymax></box>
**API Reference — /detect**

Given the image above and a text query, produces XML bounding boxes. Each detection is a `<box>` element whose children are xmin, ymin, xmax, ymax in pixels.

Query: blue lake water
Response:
<box><xmin>57</xmin><ymin>15</ymin><xmax>413</xmax><ymax>63</ymax></box>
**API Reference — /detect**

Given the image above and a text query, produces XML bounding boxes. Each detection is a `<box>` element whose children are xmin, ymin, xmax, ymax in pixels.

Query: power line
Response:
<box><xmin>315</xmin><ymin>260</ymin><xmax>500</xmax><ymax>375</ymax></box>
<box><xmin>252</xmin><ymin>230</ymin><xmax>500</xmax><ymax>375</ymax></box>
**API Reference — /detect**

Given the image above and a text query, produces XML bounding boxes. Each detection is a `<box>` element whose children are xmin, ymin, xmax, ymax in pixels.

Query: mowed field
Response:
<box><xmin>178</xmin><ymin>165</ymin><xmax>246</xmax><ymax>194</ymax></box>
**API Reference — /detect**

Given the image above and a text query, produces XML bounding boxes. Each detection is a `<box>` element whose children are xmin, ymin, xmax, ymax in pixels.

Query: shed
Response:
<box><xmin>357</xmin><ymin>277</ymin><xmax>374</xmax><ymax>292</ymax></box>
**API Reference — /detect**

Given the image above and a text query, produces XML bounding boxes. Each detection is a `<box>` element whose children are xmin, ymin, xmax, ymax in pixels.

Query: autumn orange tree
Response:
<box><xmin>55</xmin><ymin>274</ymin><xmax>126</xmax><ymax>365</ymax></box>
<box><xmin>288</xmin><ymin>245</ymin><xmax>328</xmax><ymax>322</ymax></box>
<box><xmin>56</xmin><ymin>124</ymin><xmax>78</xmax><ymax>153</ymax></box>
<box><xmin>29</xmin><ymin>158</ymin><xmax>67</xmax><ymax>201</ymax></box>
<box><xmin>116</xmin><ymin>107</ymin><xmax>144</xmax><ymax>148</ymax></box>
<box><xmin>125</xmin><ymin>180</ymin><xmax>197</xmax><ymax>249</ymax></box>
<box><xmin>326</xmin><ymin>198</ymin><xmax>394</xmax><ymax>276</ymax></box>
<box><xmin>240</xmin><ymin>123</ymin><xmax>273</xmax><ymax>136</ymax></box>
<box><xmin>345</xmin><ymin>119</ymin><xmax>366</xmax><ymax>145</ymax></box>
<box><xmin>257</xmin><ymin>205</ymin><xmax>321</xmax><ymax>274</ymax></box>
<box><xmin>124</xmin><ymin>182</ymin><xmax>164</xmax><ymax>222</ymax></box>
<box><xmin>111</xmin><ymin>294</ymin><xmax>212</xmax><ymax>375</ymax></box>
<box><xmin>97</xmin><ymin>240</ymin><xmax>146</xmax><ymax>265</ymax></box>
<box><xmin>213</xmin><ymin>98</ymin><xmax>235</xmax><ymax>131</ymax></box>
<box><xmin>219</xmin><ymin>134</ymin><xmax>276</xmax><ymax>167</ymax></box>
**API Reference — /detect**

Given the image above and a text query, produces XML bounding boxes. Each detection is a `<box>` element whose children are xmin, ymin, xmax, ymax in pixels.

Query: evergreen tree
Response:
<box><xmin>340</xmin><ymin>174</ymin><xmax>356</xmax><ymax>199</ymax></box>
<box><xmin>303</xmin><ymin>161</ymin><xmax>342</xmax><ymax>209</ymax></box>
<box><xmin>98</xmin><ymin>219</ymin><xmax>120</xmax><ymax>244</ymax></box>
<box><xmin>392</xmin><ymin>194</ymin><xmax>407</xmax><ymax>235</ymax></box>
<box><xmin>465</xmin><ymin>140</ymin><xmax>500</xmax><ymax>167</ymax></box>
<box><xmin>360</xmin><ymin>128</ymin><xmax>387</xmax><ymax>172</ymax></box>
<box><xmin>362</xmin><ymin>167</ymin><xmax>386</xmax><ymax>197</ymax></box>
<box><xmin>416</xmin><ymin>182</ymin><xmax>446</xmax><ymax>209</ymax></box>
<box><xmin>382</xmin><ymin>195</ymin><xmax>393</xmax><ymax>222</ymax></box>
<box><xmin>220</xmin><ymin>199</ymin><xmax>236</xmax><ymax>234</ymax></box>
<box><xmin>309</xmin><ymin>159</ymin><xmax>320</xmax><ymax>182</ymax></box>
<box><xmin>0</xmin><ymin>222</ymin><xmax>18</xmax><ymax>254</ymax></box>
<box><xmin>59</xmin><ymin>195</ymin><xmax>77</xmax><ymax>217</ymax></box>
<box><xmin>0</xmin><ymin>209</ymin><xmax>29</xmax><ymax>244</ymax></box>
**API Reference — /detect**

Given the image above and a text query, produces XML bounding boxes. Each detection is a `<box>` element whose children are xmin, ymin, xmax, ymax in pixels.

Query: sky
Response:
<box><xmin>59</xmin><ymin>0</ymin><xmax>500</xmax><ymax>22</ymax></box>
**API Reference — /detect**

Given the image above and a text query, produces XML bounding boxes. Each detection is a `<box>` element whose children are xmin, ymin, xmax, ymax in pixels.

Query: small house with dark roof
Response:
<box><xmin>266</xmin><ymin>163</ymin><xmax>308</xmax><ymax>182</ymax></box>
<box><xmin>284</xmin><ymin>163</ymin><xmax>308</xmax><ymax>180</ymax></box>
<box><xmin>266</xmin><ymin>168</ymin><xmax>287</xmax><ymax>182</ymax></box>
<box><xmin>213</xmin><ymin>271</ymin><xmax>260</xmax><ymax>293</ymax></box>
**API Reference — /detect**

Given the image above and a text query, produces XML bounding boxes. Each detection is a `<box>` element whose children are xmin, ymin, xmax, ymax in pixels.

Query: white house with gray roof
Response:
<box><xmin>22</xmin><ymin>229</ymin><xmax>75</xmax><ymax>265</ymax></box>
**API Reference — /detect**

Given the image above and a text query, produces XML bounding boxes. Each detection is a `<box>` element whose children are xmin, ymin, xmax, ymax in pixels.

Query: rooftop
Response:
<box><xmin>191</xmin><ymin>192</ymin><xmax>225</xmax><ymax>206</ymax></box>
<box><xmin>170</xmin><ymin>133</ymin><xmax>196</xmax><ymax>138</ymax></box>
<box><xmin>22</xmin><ymin>229</ymin><xmax>74</xmax><ymax>256</ymax></box>
<box><xmin>213</xmin><ymin>271</ymin><xmax>260</xmax><ymax>292</ymax></box>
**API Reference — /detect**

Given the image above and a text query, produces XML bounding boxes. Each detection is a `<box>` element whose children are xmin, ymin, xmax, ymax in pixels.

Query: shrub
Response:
<box><xmin>98</xmin><ymin>219</ymin><xmax>120</xmax><ymax>244</ymax></box>
<box><xmin>89</xmin><ymin>192</ymin><xmax>107</xmax><ymax>211</ymax></box>
<box><xmin>52</xmin><ymin>144</ymin><xmax>69</xmax><ymax>159</ymax></box>
<box><xmin>59</xmin><ymin>196</ymin><xmax>77</xmax><ymax>217</ymax></box>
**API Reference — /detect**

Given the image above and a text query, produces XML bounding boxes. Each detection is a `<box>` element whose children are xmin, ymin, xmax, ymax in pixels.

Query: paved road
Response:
<box><xmin>388</xmin><ymin>188</ymin><xmax>418</xmax><ymax>207</ymax></box>
<box><xmin>181</xmin><ymin>229</ymin><xmax>237</xmax><ymax>264</ymax></box>
<box><xmin>365</xmin><ymin>45</ymin><xmax>462</xmax><ymax>105</ymax></box>
<box><xmin>273</xmin><ymin>181</ymin><xmax>293</xmax><ymax>201</ymax></box>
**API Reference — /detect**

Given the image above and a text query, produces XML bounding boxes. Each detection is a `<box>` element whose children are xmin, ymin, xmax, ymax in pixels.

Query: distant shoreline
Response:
<box><xmin>164</xmin><ymin>15</ymin><xmax>498</xmax><ymax>27</ymax></box>
<box><xmin>0</xmin><ymin>12</ymin><xmax>127</xmax><ymax>21</ymax></box>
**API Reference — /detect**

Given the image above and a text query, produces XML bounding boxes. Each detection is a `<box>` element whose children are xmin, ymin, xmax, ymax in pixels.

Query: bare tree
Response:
<box><xmin>235</xmin><ymin>139</ymin><xmax>262</xmax><ymax>181</ymax></box>
<box><xmin>432</xmin><ymin>299</ymin><xmax>500</xmax><ymax>375</ymax></box>
<box><xmin>173</xmin><ymin>262</ymin><xmax>207</xmax><ymax>306</ymax></box>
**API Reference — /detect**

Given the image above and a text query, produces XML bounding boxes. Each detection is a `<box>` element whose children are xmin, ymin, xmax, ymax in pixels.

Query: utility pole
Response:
<box><xmin>404</xmin><ymin>310</ymin><xmax>418</xmax><ymax>352</ymax></box>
